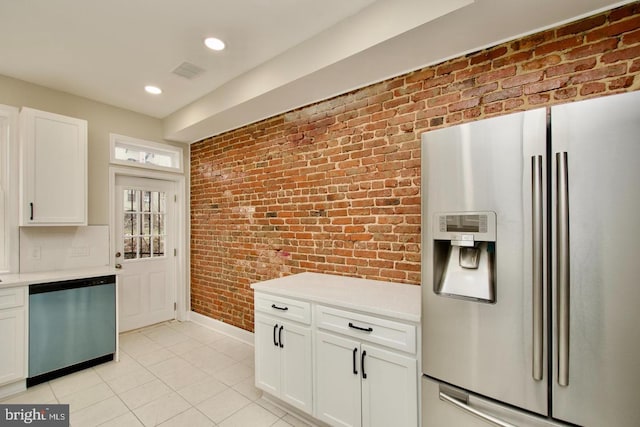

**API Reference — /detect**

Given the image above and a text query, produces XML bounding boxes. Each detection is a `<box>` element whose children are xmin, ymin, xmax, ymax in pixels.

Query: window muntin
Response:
<box><xmin>123</xmin><ymin>189</ymin><xmax>166</xmax><ymax>260</ymax></box>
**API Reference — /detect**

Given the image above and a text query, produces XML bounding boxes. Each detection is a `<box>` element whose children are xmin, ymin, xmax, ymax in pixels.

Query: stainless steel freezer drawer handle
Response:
<box><xmin>439</xmin><ymin>391</ymin><xmax>517</xmax><ymax>427</ymax></box>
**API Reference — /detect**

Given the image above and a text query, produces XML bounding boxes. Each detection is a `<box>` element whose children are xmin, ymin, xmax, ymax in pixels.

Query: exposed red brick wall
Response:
<box><xmin>191</xmin><ymin>2</ymin><xmax>640</xmax><ymax>331</ymax></box>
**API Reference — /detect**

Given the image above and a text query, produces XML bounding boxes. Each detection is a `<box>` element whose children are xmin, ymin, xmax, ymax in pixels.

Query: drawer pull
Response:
<box><xmin>348</xmin><ymin>322</ymin><xmax>373</xmax><ymax>333</ymax></box>
<box><xmin>278</xmin><ymin>325</ymin><xmax>284</xmax><ymax>348</ymax></box>
<box><xmin>273</xmin><ymin>324</ymin><xmax>279</xmax><ymax>347</ymax></box>
<box><xmin>352</xmin><ymin>348</ymin><xmax>358</xmax><ymax>375</ymax></box>
<box><xmin>271</xmin><ymin>304</ymin><xmax>289</xmax><ymax>311</ymax></box>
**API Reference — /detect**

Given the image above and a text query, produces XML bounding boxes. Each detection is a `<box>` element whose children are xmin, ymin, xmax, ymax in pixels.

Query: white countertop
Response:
<box><xmin>0</xmin><ymin>266</ymin><xmax>117</xmax><ymax>289</ymax></box>
<box><xmin>251</xmin><ymin>272</ymin><xmax>421</xmax><ymax>322</ymax></box>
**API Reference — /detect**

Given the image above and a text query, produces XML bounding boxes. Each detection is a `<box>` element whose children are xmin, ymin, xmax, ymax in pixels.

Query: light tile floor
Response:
<box><xmin>1</xmin><ymin>321</ymin><xmax>311</xmax><ymax>427</ymax></box>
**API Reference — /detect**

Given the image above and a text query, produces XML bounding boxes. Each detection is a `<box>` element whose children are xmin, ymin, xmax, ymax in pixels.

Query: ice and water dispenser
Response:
<box><xmin>432</xmin><ymin>212</ymin><xmax>497</xmax><ymax>303</ymax></box>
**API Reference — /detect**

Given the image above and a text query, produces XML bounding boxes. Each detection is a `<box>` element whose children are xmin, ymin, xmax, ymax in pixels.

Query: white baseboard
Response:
<box><xmin>0</xmin><ymin>380</ymin><xmax>26</xmax><ymax>400</ymax></box>
<box><xmin>260</xmin><ymin>394</ymin><xmax>328</xmax><ymax>427</ymax></box>
<box><xmin>187</xmin><ymin>311</ymin><xmax>254</xmax><ymax>346</ymax></box>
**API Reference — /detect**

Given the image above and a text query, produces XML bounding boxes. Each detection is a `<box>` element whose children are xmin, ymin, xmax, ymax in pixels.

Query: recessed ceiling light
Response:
<box><xmin>144</xmin><ymin>85</ymin><xmax>162</xmax><ymax>95</ymax></box>
<box><xmin>204</xmin><ymin>37</ymin><xmax>225</xmax><ymax>51</ymax></box>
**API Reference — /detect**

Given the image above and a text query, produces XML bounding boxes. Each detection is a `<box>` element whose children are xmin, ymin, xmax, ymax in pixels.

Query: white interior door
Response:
<box><xmin>115</xmin><ymin>175</ymin><xmax>176</xmax><ymax>332</ymax></box>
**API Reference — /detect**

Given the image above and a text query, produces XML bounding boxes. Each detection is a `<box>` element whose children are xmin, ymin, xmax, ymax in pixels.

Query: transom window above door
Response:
<box><xmin>110</xmin><ymin>133</ymin><xmax>183</xmax><ymax>173</ymax></box>
<box><xmin>123</xmin><ymin>189</ymin><xmax>166</xmax><ymax>260</ymax></box>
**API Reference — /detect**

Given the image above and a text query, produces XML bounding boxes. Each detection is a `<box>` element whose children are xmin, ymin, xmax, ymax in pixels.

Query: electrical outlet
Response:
<box><xmin>31</xmin><ymin>246</ymin><xmax>41</xmax><ymax>260</ymax></box>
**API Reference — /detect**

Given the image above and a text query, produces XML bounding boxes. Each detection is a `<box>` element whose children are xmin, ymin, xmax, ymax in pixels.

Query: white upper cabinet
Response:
<box><xmin>19</xmin><ymin>107</ymin><xmax>87</xmax><ymax>226</ymax></box>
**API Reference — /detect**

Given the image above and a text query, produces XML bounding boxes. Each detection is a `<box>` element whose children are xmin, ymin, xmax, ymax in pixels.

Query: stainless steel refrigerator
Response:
<box><xmin>421</xmin><ymin>90</ymin><xmax>640</xmax><ymax>427</ymax></box>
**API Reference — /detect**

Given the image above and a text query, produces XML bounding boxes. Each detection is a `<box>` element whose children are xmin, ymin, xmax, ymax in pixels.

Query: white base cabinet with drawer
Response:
<box><xmin>254</xmin><ymin>295</ymin><xmax>313</xmax><ymax>413</ymax></box>
<box><xmin>252</xmin><ymin>272</ymin><xmax>420</xmax><ymax>427</ymax></box>
<box><xmin>315</xmin><ymin>309</ymin><xmax>417</xmax><ymax>427</ymax></box>
<box><xmin>0</xmin><ymin>287</ymin><xmax>27</xmax><ymax>389</ymax></box>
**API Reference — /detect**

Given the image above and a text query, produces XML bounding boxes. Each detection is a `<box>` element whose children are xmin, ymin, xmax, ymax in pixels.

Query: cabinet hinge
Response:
<box><xmin>174</xmin><ymin>194</ymin><xmax>177</xmax><ymax>202</ymax></box>
<box><xmin>174</xmin><ymin>248</ymin><xmax>177</xmax><ymax>256</ymax></box>
<box><xmin>174</xmin><ymin>302</ymin><xmax>177</xmax><ymax>311</ymax></box>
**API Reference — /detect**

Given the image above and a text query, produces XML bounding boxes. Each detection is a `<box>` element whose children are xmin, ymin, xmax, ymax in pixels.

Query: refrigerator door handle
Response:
<box><xmin>439</xmin><ymin>390</ymin><xmax>517</xmax><ymax>427</ymax></box>
<box><xmin>557</xmin><ymin>152</ymin><xmax>570</xmax><ymax>387</ymax></box>
<box><xmin>531</xmin><ymin>155</ymin><xmax>544</xmax><ymax>382</ymax></box>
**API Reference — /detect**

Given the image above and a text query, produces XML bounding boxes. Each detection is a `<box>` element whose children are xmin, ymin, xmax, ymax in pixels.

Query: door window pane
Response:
<box><xmin>153</xmin><ymin>214</ymin><xmax>164</xmax><ymax>235</ymax></box>
<box><xmin>152</xmin><ymin>191</ymin><xmax>165</xmax><ymax>213</ymax></box>
<box><xmin>153</xmin><ymin>237</ymin><xmax>164</xmax><ymax>257</ymax></box>
<box><xmin>124</xmin><ymin>213</ymin><xmax>137</xmax><ymax>236</ymax></box>
<box><xmin>142</xmin><ymin>191</ymin><xmax>151</xmax><ymax>212</ymax></box>
<box><xmin>140</xmin><ymin>237</ymin><xmax>151</xmax><ymax>258</ymax></box>
<box><xmin>142</xmin><ymin>213</ymin><xmax>151</xmax><ymax>235</ymax></box>
<box><xmin>122</xmin><ymin>188</ymin><xmax>167</xmax><ymax>260</ymax></box>
<box><xmin>124</xmin><ymin>189</ymin><xmax>138</xmax><ymax>212</ymax></box>
<box><xmin>124</xmin><ymin>237</ymin><xmax>138</xmax><ymax>259</ymax></box>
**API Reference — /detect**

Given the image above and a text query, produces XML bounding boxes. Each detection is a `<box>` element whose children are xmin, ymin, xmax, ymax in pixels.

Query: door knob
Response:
<box><xmin>115</xmin><ymin>263</ymin><xmax>122</xmax><ymax>269</ymax></box>
<box><xmin>115</xmin><ymin>252</ymin><xmax>122</xmax><ymax>258</ymax></box>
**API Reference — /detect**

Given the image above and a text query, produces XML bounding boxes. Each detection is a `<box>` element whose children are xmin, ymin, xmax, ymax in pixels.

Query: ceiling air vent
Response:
<box><xmin>172</xmin><ymin>62</ymin><xmax>206</xmax><ymax>80</ymax></box>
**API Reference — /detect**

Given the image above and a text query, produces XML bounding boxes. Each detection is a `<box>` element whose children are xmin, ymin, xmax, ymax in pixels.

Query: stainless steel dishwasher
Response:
<box><xmin>27</xmin><ymin>275</ymin><xmax>116</xmax><ymax>386</ymax></box>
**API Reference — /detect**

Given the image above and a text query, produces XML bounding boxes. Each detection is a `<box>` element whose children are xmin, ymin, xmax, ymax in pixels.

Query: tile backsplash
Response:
<box><xmin>20</xmin><ymin>226</ymin><xmax>109</xmax><ymax>272</ymax></box>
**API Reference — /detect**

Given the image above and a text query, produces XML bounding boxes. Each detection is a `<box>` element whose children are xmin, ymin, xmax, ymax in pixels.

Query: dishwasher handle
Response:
<box><xmin>29</xmin><ymin>275</ymin><xmax>116</xmax><ymax>294</ymax></box>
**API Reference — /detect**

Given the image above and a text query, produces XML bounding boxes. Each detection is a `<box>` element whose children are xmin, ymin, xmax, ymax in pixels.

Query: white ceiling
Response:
<box><xmin>0</xmin><ymin>0</ymin><xmax>632</xmax><ymax>143</ymax></box>
<box><xmin>0</xmin><ymin>0</ymin><xmax>375</xmax><ymax>117</ymax></box>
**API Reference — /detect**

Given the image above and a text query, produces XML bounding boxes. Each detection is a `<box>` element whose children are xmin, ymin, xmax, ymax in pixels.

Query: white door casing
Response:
<box><xmin>114</xmin><ymin>175</ymin><xmax>177</xmax><ymax>332</ymax></box>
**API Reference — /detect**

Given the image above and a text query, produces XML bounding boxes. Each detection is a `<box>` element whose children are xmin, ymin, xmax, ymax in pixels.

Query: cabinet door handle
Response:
<box><xmin>352</xmin><ymin>348</ymin><xmax>358</xmax><ymax>375</ymax></box>
<box><xmin>348</xmin><ymin>322</ymin><xmax>373</xmax><ymax>333</ymax></box>
<box><xmin>30</xmin><ymin>202</ymin><xmax>34</xmax><ymax>221</ymax></box>
<box><xmin>273</xmin><ymin>324</ymin><xmax>279</xmax><ymax>347</ymax></box>
<box><xmin>271</xmin><ymin>304</ymin><xmax>289</xmax><ymax>311</ymax></box>
<box><xmin>361</xmin><ymin>350</ymin><xmax>367</xmax><ymax>379</ymax></box>
<box><xmin>278</xmin><ymin>325</ymin><xmax>284</xmax><ymax>348</ymax></box>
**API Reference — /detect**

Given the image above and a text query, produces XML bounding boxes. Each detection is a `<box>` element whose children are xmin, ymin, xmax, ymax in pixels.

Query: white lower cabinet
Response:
<box><xmin>253</xmin><ymin>277</ymin><xmax>419</xmax><ymax>427</ymax></box>
<box><xmin>315</xmin><ymin>331</ymin><xmax>362</xmax><ymax>426</ymax></box>
<box><xmin>315</xmin><ymin>331</ymin><xmax>417</xmax><ymax>427</ymax></box>
<box><xmin>254</xmin><ymin>300</ymin><xmax>313</xmax><ymax>413</ymax></box>
<box><xmin>360</xmin><ymin>344</ymin><xmax>417</xmax><ymax>427</ymax></box>
<box><xmin>0</xmin><ymin>287</ymin><xmax>26</xmax><ymax>386</ymax></box>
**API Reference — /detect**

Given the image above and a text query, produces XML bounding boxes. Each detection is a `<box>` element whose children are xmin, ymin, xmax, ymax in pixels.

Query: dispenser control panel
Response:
<box><xmin>433</xmin><ymin>211</ymin><xmax>497</xmax><ymax>243</ymax></box>
<box><xmin>439</xmin><ymin>214</ymin><xmax>488</xmax><ymax>233</ymax></box>
<box><xmin>432</xmin><ymin>211</ymin><xmax>497</xmax><ymax>303</ymax></box>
